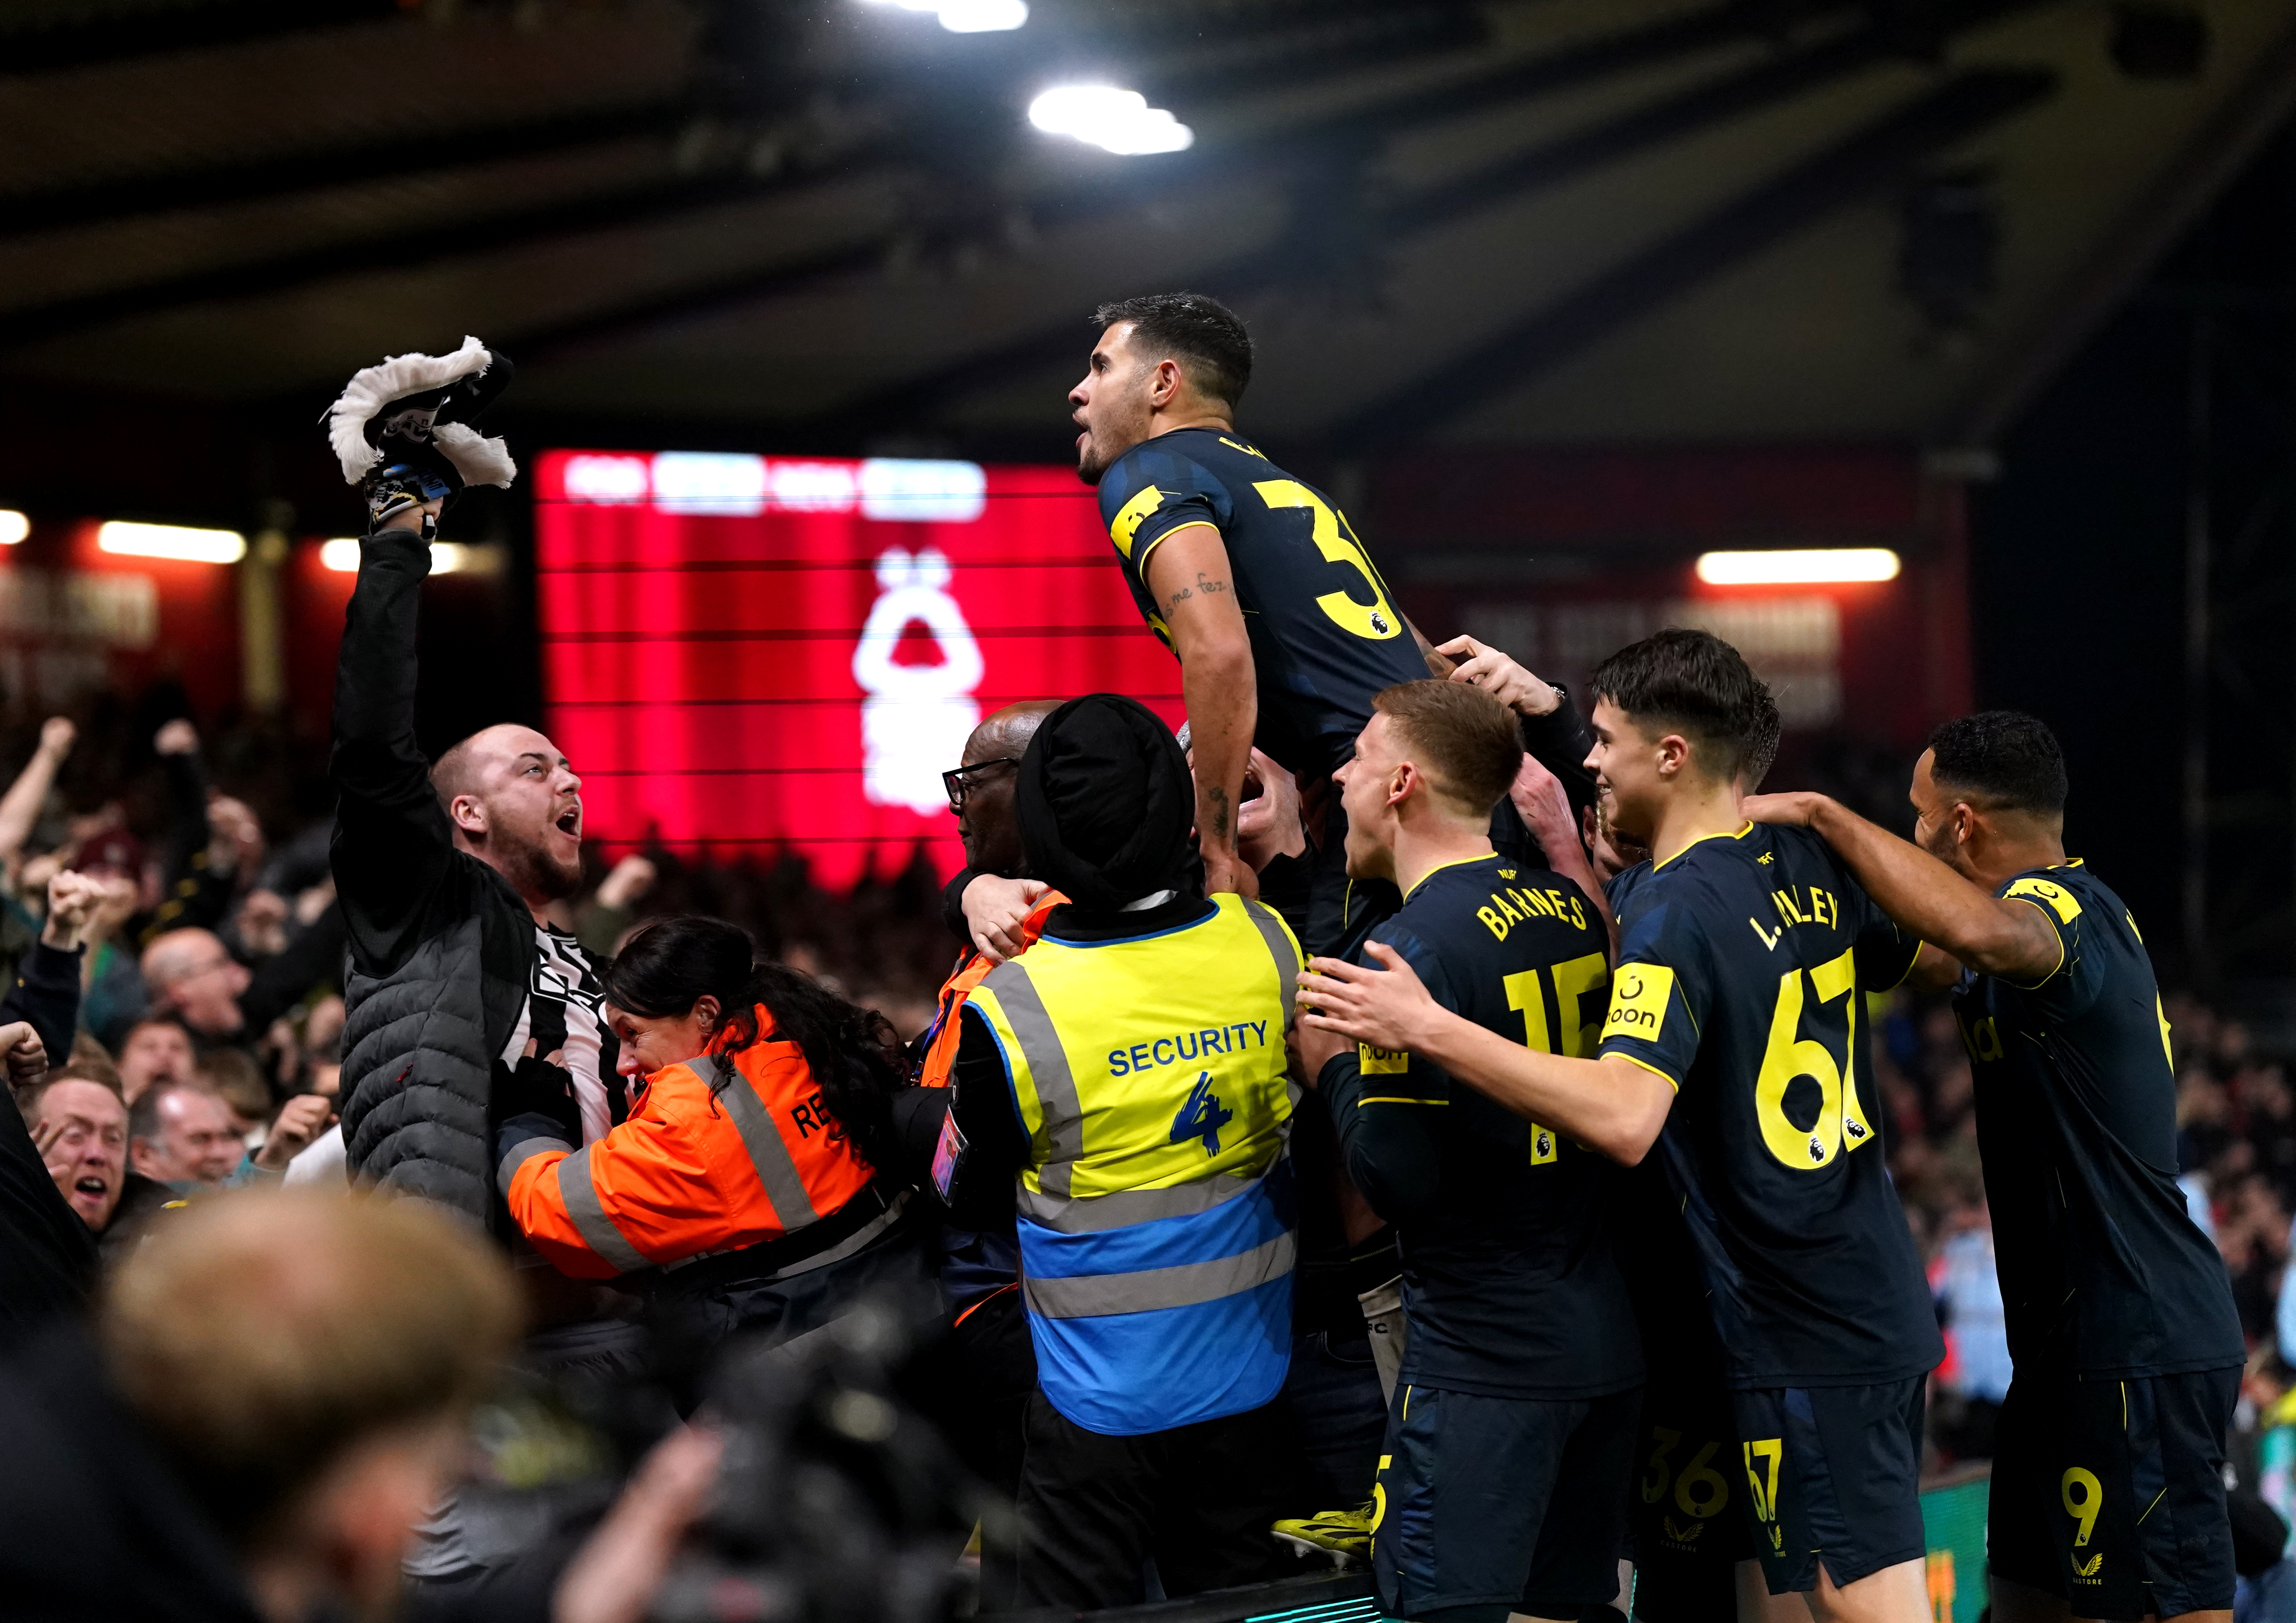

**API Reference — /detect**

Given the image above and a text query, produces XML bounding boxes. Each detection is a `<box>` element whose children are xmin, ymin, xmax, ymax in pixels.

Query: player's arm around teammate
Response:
<box><xmin>1295</xmin><ymin>681</ymin><xmax>1712</xmax><ymax>1169</ymax></box>
<box><xmin>1753</xmin><ymin>722</ymin><xmax>2240</xmax><ymax>1623</ymax></box>
<box><xmin>1741</xmin><ymin>764</ymin><xmax>2049</xmax><ymax>985</ymax></box>
<box><xmin>1304</xmin><ymin>638</ymin><xmax>1943</xmax><ymax>1623</ymax></box>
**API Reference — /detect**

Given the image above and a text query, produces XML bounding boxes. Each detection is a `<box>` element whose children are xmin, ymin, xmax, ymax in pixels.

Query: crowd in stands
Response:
<box><xmin>12</xmin><ymin>698</ymin><xmax>2296</xmax><ymax>1389</ymax></box>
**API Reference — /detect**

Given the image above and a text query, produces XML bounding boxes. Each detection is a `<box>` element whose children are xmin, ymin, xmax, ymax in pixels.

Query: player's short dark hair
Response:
<box><xmin>1927</xmin><ymin>710</ymin><xmax>2067</xmax><ymax>818</ymax></box>
<box><xmin>1589</xmin><ymin>628</ymin><xmax>1777</xmax><ymax>785</ymax></box>
<box><xmin>1092</xmin><ymin>292</ymin><xmax>1253</xmax><ymax>407</ymax></box>
<box><xmin>1372</xmin><ymin>680</ymin><xmax>1522</xmax><ymax>819</ymax></box>
<box><xmin>1743</xmin><ymin>700</ymin><xmax>1782</xmax><ymax>792</ymax></box>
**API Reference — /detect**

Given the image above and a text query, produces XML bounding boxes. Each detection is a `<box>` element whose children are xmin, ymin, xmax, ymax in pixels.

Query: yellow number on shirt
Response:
<box><xmin>1505</xmin><ymin>952</ymin><xmax>1610</xmax><ymax>1166</ymax></box>
<box><xmin>2061</xmin><ymin>1467</ymin><xmax>2103</xmax><ymax>1548</ymax></box>
<box><xmin>1674</xmin><ymin>1440</ymin><xmax>1730</xmax><ymax>1520</ymax></box>
<box><xmin>1640</xmin><ymin>1426</ymin><xmax>1680</xmax><ymax>1504</ymax></box>
<box><xmin>1551</xmin><ymin>952</ymin><xmax>1608</xmax><ymax>1057</ymax></box>
<box><xmin>1743</xmin><ymin>1438</ymin><xmax>1783</xmax><ymax>1525</ymax></box>
<box><xmin>1752</xmin><ymin>947</ymin><xmax>1875</xmax><ymax>1171</ymax></box>
<box><xmin>1252</xmin><ymin>480</ymin><xmax>1403</xmax><ymax>641</ymax></box>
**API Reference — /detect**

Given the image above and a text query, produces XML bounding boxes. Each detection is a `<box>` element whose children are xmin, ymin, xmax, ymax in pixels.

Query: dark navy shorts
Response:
<box><xmin>1987</xmin><ymin>1367</ymin><xmax>2238</xmax><ymax>1621</ymax></box>
<box><xmin>1626</xmin><ymin>1375</ymin><xmax>1752</xmax><ymax>1621</ymax></box>
<box><xmin>1729</xmin><ymin>1376</ymin><xmax>1928</xmax><ymax>1594</ymax></box>
<box><xmin>1371</xmin><ymin>1381</ymin><xmax>1638</xmax><ymax>1623</ymax></box>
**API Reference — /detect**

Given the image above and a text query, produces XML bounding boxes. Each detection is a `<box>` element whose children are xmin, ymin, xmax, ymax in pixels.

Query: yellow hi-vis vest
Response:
<box><xmin>968</xmin><ymin>894</ymin><xmax>1301</xmax><ymax>1434</ymax></box>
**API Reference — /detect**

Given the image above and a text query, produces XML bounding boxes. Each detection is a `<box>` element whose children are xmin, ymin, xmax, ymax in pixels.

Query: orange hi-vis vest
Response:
<box><xmin>501</xmin><ymin>1006</ymin><xmax>881</xmax><ymax>1279</ymax></box>
<box><xmin>916</xmin><ymin>889</ymin><xmax>1067</xmax><ymax>1091</ymax></box>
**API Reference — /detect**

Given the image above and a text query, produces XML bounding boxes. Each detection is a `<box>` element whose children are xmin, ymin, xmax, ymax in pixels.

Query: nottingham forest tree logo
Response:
<box><xmin>852</xmin><ymin>548</ymin><xmax>984</xmax><ymax>816</ymax></box>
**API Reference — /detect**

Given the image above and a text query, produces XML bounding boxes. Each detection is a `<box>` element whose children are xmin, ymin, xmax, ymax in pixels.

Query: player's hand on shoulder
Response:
<box><xmin>1437</xmin><ymin>635</ymin><xmax>1558</xmax><ymax>717</ymax></box>
<box><xmin>1297</xmin><ymin>941</ymin><xmax>1440</xmax><ymax>1054</ymax></box>
<box><xmin>1740</xmin><ymin>791</ymin><xmax>1822</xmax><ymax>826</ymax></box>
<box><xmin>962</xmin><ymin>874</ymin><xmax>1049</xmax><ymax>965</ymax></box>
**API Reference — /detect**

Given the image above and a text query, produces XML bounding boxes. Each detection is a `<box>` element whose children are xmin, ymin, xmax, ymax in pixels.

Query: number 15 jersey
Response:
<box><xmin>1598</xmin><ymin>823</ymin><xmax>1944</xmax><ymax>1391</ymax></box>
<box><xmin>1097</xmin><ymin>428</ymin><xmax>1429</xmax><ymax>776</ymax></box>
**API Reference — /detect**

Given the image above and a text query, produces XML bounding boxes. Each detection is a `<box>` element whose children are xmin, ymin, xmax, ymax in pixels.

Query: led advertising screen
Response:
<box><xmin>533</xmin><ymin>450</ymin><xmax>1181</xmax><ymax>888</ymax></box>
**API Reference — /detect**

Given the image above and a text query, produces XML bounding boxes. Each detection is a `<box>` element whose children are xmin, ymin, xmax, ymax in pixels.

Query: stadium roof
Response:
<box><xmin>2</xmin><ymin>0</ymin><xmax>2292</xmax><ymax>460</ymax></box>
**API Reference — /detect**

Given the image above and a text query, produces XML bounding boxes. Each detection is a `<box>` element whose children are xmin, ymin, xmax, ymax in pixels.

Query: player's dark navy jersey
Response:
<box><xmin>1097</xmin><ymin>427</ymin><xmax>1428</xmax><ymax>774</ymax></box>
<box><xmin>1599</xmin><ymin>824</ymin><xmax>1943</xmax><ymax>1390</ymax></box>
<box><xmin>1320</xmin><ymin>853</ymin><xmax>1642</xmax><ymax>1398</ymax></box>
<box><xmin>1602</xmin><ymin>861</ymin><xmax>1722</xmax><ymax>1378</ymax></box>
<box><xmin>1955</xmin><ymin>861</ymin><xmax>2241</xmax><ymax>1378</ymax></box>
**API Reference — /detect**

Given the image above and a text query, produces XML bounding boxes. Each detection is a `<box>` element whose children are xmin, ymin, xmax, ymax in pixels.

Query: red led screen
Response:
<box><xmin>534</xmin><ymin>450</ymin><xmax>1182</xmax><ymax>888</ymax></box>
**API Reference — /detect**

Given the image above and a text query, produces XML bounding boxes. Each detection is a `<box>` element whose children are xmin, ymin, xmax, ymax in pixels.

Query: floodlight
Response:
<box><xmin>1695</xmin><ymin>549</ymin><xmax>1901</xmax><ymax>585</ymax></box>
<box><xmin>1028</xmin><ymin>85</ymin><xmax>1193</xmax><ymax>155</ymax></box>
<box><xmin>0</xmin><ymin>511</ymin><xmax>25</xmax><ymax>545</ymax></box>
<box><xmin>96</xmin><ymin>521</ymin><xmax>247</xmax><ymax>564</ymax></box>
<box><xmin>860</xmin><ymin>0</ymin><xmax>1025</xmax><ymax>30</ymax></box>
<box><xmin>938</xmin><ymin>0</ymin><xmax>1025</xmax><ymax>29</ymax></box>
<box><xmin>321</xmin><ymin>538</ymin><xmax>483</xmax><ymax>575</ymax></box>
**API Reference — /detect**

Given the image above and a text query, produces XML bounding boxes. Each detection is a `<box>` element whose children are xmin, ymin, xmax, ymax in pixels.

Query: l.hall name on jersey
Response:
<box><xmin>1476</xmin><ymin>883</ymin><xmax>1589</xmax><ymax>941</ymax></box>
<box><xmin>1747</xmin><ymin>885</ymin><xmax>1842</xmax><ymax>951</ymax></box>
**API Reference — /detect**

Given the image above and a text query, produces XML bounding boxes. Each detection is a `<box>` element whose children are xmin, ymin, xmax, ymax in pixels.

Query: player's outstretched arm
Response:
<box><xmin>1743</xmin><ymin>792</ymin><xmax>2056</xmax><ymax>983</ymax></box>
<box><xmin>1143</xmin><ymin>523</ymin><xmax>1258</xmax><ymax>898</ymax></box>
<box><xmin>1301</xmin><ymin>943</ymin><xmax>1675</xmax><ymax>1165</ymax></box>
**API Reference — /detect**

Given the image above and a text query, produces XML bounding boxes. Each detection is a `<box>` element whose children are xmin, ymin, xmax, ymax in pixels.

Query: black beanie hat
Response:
<box><xmin>1015</xmin><ymin>694</ymin><xmax>1193</xmax><ymax>912</ymax></box>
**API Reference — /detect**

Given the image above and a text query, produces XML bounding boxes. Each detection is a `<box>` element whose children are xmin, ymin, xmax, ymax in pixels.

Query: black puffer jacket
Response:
<box><xmin>330</xmin><ymin>529</ymin><xmax>558</xmax><ymax>1232</ymax></box>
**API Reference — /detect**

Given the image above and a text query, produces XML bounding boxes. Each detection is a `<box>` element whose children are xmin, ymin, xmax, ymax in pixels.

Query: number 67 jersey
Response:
<box><xmin>1097</xmin><ymin>427</ymin><xmax>1429</xmax><ymax>777</ymax></box>
<box><xmin>1599</xmin><ymin>823</ymin><xmax>1945</xmax><ymax>1391</ymax></box>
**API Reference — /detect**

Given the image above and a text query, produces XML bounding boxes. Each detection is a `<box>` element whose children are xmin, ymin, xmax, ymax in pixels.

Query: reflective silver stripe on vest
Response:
<box><xmin>1023</xmin><ymin>1229</ymin><xmax>1295</xmax><ymax>1320</ymax></box>
<box><xmin>765</xmin><ymin>1188</ymin><xmax>909</xmax><ymax>1281</ymax></box>
<box><xmin>691</xmin><ymin>1052</ymin><xmax>822</xmax><ymax>1232</ymax></box>
<box><xmin>982</xmin><ymin>960</ymin><xmax>1082</xmax><ymax>1198</ymax></box>
<box><xmin>1016</xmin><ymin>1170</ymin><xmax>1263</xmax><ymax>1235</ymax></box>
<box><xmin>497</xmin><ymin>1134</ymin><xmax>574</xmax><ymax>1195</ymax></box>
<box><xmin>1240</xmin><ymin>898</ymin><xmax>1298</xmax><ymax>1026</ymax></box>
<box><xmin>555</xmin><ymin>1147</ymin><xmax>649</xmax><ymax>1273</ymax></box>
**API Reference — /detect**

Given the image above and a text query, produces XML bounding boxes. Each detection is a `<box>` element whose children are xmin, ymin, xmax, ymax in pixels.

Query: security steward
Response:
<box><xmin>494</xmin><ymin>915</ymin><xmax>933</xmax><ymax>1384</ymax></box>
<box><xmin>910</xmin><ymin>692</ymin><xmax>1304</xmax><ymax>1612</ymax></box>
<box><xmin>907</xmin><ymin>700</ymin><xmax>1065</xmax><ymax>1611</ymax></box>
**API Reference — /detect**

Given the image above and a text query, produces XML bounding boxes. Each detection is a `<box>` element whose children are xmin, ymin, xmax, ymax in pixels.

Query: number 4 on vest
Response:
<box><xmin>1171</xmin><ymin>1072</ymin><xmax>1234</xmax><ymax>1156</ymax></box>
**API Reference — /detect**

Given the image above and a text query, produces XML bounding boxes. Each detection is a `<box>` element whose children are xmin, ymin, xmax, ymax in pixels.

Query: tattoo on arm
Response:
<box><xmin>1165</xmin><ymin>572</ymin><xmax>1232</xmax><ymax>613</ymax></box>
<box><xmin>1206</xmin><ymin>784</ymin><xmax>1231</xmax><ymax>840</ymax></box>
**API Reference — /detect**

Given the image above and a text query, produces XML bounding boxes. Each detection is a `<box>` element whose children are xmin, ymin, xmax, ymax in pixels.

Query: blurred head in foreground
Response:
<box><xmin>103</xmin><ymin>1189</ymin><xmax>519</xmax><ymax>1622</ymax></box>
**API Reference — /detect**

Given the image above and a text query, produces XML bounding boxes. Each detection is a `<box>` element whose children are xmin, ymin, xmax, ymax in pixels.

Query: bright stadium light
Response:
<box><xmin>1028</xmin><ymin>86</ymin><xmax>1194</xmax><ymax>155</ymax></box>
<box><xmin>97</xmin><ymin>521</ymin><xmax>246</xmax><ymax>564</ymax></box>
<box><xmin>322</xmin><ymin>538</ymin><xmax>489</xmax><ymax>575</ymax></box>
<box><xmin>937</xmin><ymin>0</ymin><xmax>1025</xmax><ymax>29</ymax></box>
<box><xmin>860</xmin><ymin>0</ymin><xmax>1026</xmax><ymax>32</ymax></box>
<box><xmin>0</xmin><ymin>511</ymin><xmax>26</xmax><ymax>545</ymax></box>
<box><xmin>1695</xmin><ymin>548</ymin><xmax>1901</xmax><ymax>585</ymax></box>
